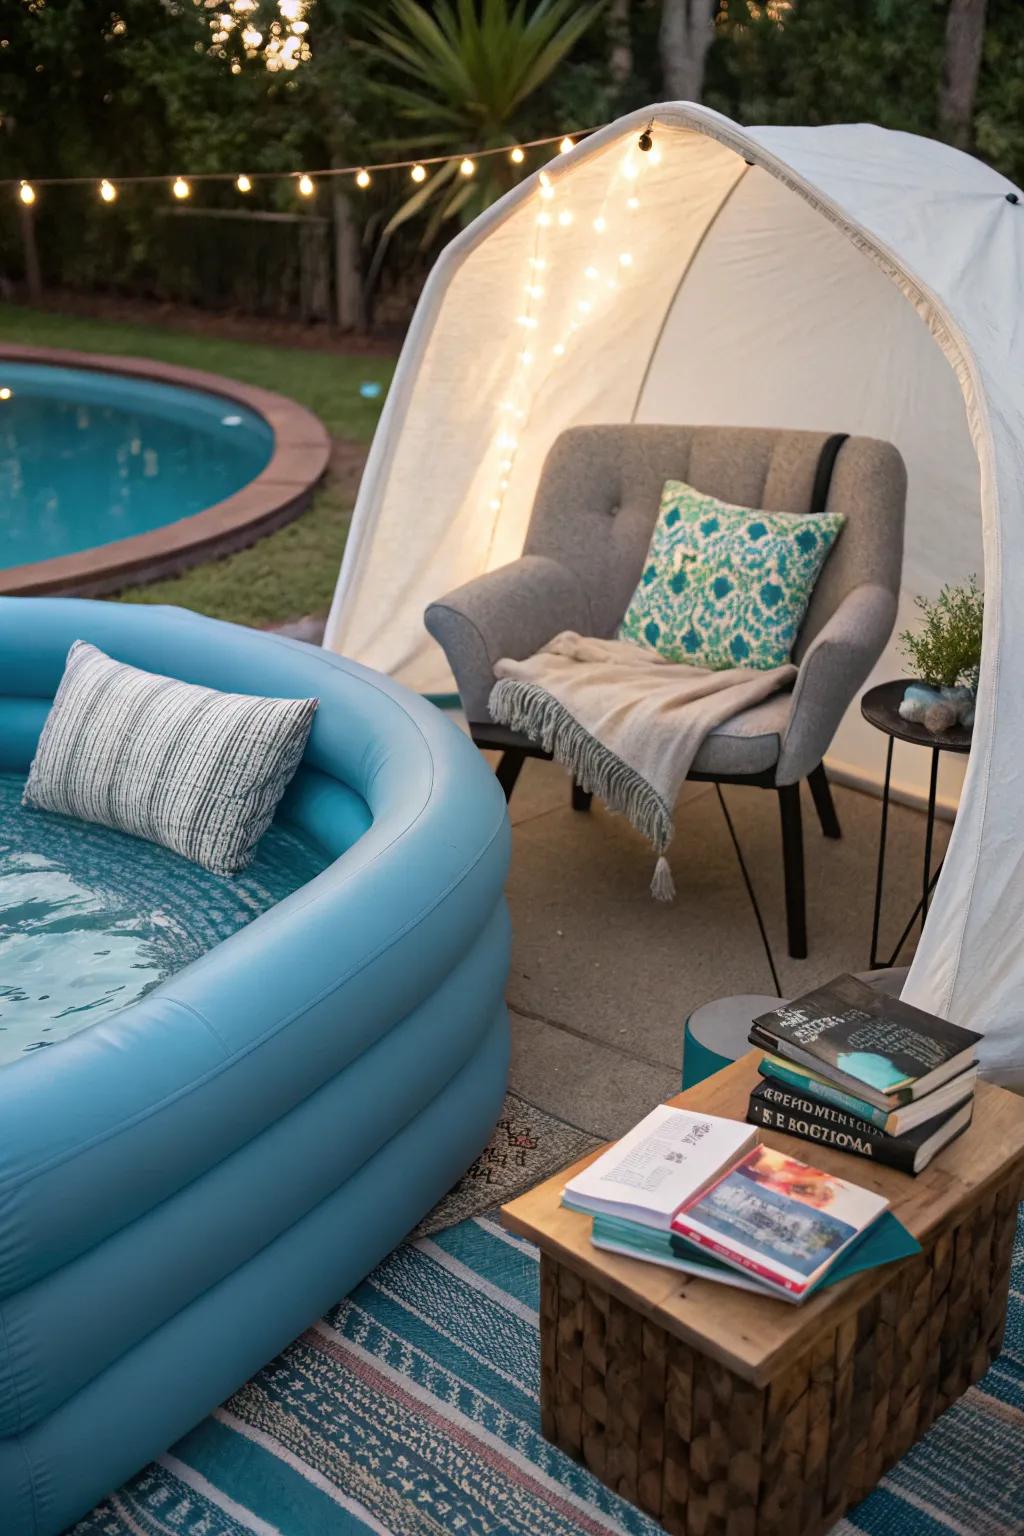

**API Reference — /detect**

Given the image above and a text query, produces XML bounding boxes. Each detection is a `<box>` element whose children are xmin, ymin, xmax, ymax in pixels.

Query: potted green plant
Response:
<box><xmin>897</xmin><ymin>576</ymin><xmax>983</xmax><ymax>733</ymax></box>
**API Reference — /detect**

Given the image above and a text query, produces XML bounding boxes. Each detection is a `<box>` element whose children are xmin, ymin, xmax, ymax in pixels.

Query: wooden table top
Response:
<box><xmin>502</xmin><ymin>1052</ymin><xmax>1024</xmax><ymax>1386</ymax></box>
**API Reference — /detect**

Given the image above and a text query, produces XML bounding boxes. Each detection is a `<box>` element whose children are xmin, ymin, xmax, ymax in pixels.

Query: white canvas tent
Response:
<box><xmin>325</xmin><ymin>103</ymin><xmax>1024</xmax><ymax>1084</ymax></box>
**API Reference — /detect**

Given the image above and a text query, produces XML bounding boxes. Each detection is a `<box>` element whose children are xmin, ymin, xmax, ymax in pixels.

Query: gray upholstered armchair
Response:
<box><xmin>425</xmin><ymin>425</ymin><xmax>906</xmax><ymax>959</ymax></box>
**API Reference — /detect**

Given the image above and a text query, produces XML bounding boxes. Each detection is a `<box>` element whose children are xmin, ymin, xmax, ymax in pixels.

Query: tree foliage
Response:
<box><xmin>1</xmin><ymin>0</ymin><xmax>1022</xmax><ymax>321</ymax></box>
<box><xmin>365</xmin><ymin>0</ymin><xmax>605</xmax><ymax>242</ymax></box>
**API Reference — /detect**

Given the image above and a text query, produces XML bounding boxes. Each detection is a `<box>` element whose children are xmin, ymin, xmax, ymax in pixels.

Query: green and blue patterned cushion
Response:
<box><xmin>619</xmin><ymin>480</ymin><xmax>844</xmax><ymax>670</ymax></box>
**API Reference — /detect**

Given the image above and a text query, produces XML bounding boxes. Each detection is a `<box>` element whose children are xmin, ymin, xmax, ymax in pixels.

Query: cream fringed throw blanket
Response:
<box><xmin>490</xmin><ymin>632</ymin><xmax>797</xmax><ymax>900</ymax></box>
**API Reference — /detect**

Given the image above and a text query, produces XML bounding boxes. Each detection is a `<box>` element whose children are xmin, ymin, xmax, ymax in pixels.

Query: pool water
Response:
<box><xmin>0</xmin><ymin>362</ymin><xmax>273</xmax><ymax>570</ymax></box>
<box><xmin>0</xmin><ymin>774</ymin><xmax>327</xmax><ymax>1067</ymax></box>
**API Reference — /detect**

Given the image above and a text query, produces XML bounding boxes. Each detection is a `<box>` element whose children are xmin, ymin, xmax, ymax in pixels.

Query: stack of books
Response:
<box><xmin>562</xmin><ymin>1103</ymin><xmax>912</xmax><ymax>1303</ymax></box>
<box><xmin>746</xmin><ymin>974</ymin><xmax>980</xmax><ymax>1174</ymax></box>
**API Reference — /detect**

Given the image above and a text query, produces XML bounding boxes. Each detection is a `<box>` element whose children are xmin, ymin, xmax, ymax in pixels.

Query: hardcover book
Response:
<box><xmin>751</xmin><ymin>974</ymin><xmax>981</xmax><ymax>1109</ymax></box>
<box><xmin>670</xmin><ymin>1142</ymin><xmax>889</xmax><ymax>1300</ymax></box>
<box><xmin>589</xmin><ymin>1209</ymin><xmax>921</xmax><ymax>1298</ymax></box>
<box><xmin>747</xmin><ymin>1079</ymin><xmax>974</xmax><ymax>1174</ymax></box>
<box><xmin>562</xmin><ymin>1104</ymin><xmax>757</xmax><ymax>1230</ymax></box>
<box><xmin>758</xmin><ymin>1054</ymin><xmax>977</xmax><ymax>1135</ymax></box>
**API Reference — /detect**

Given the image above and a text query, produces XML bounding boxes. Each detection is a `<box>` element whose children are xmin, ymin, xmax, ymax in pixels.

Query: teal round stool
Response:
<box><xmin>682</xmin><ymin>994</ymin><xmax>784</xmax><ymax>1089</ymax></box>
<box><xmin>681</xmin><ymin>970</ymin><xmax>910</xmax><ymax>1089</ymax></box>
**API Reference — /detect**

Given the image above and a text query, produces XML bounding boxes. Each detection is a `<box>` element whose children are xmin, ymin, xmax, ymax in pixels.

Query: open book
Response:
<box><xmin>562</xmin><ymin>1104</ymin><xmax>757</xmax><ymax>1230</ymax></box>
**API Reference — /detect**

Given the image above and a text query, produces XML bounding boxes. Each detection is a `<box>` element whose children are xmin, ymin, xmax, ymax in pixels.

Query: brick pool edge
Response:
<box><xmin>0</xmin><ymin>344</ymin><xmax>332</xmax><ymax>597</ymax></box>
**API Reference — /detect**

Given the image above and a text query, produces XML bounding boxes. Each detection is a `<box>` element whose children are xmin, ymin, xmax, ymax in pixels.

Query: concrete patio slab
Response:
<box><xmin>498</xmin><ymin>757</ymin><xmax>951</xmax><ymax>1134</ymax></box>
<box><xmin>508</xmin><ymin>1007</ymin><xmax>681</xmax><ymax>1140</ymax></box>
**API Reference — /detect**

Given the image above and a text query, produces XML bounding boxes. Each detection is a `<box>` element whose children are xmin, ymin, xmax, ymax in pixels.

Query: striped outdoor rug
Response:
<box><xmin>75</xmin><ymin>1211</ymin><xmax>1024</xmax><ymax>1536</ymax></box>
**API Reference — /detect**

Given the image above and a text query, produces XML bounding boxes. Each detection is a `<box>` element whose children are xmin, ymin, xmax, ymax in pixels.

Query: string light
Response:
<box><xmin>297</xmin><ymin>172</ymin><xmax>314</xmax><ymax>196</ymax></box>
<box><xmin>99</xmin><ymin>179</ymin><xmax>117</xmax><ymax>203</ymax></box>
<box><xmin>482</xmin><ymin>123</ymin><xmax>665</xmax><ymax>530</ymax></box>
<box><xmin>0</xmin><ymin>123</ymin><xmax>611</xmax><ymax>202</ymax></box>
<box><xmin>0</xmin><ymin>387</ymin><xmax>11</xmax><ymax>400</ymax></box>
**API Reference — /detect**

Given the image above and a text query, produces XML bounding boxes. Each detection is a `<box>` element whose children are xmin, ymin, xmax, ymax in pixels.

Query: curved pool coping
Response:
<box><xmin>0</xmin><ymin>344</ymin><xmax>332</xmax><ymax>597</ymax></box>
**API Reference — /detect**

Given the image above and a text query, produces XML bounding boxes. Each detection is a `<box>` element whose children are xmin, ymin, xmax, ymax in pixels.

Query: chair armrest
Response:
<box><xmin>776</xmin><ymin>583</ymin><xmax>897</xmax><ymax>783</ymax></box>
<box><xmin>425</xmin><ymin>555</ymin><xmax>592</xmax><ymax>723</ymax></box>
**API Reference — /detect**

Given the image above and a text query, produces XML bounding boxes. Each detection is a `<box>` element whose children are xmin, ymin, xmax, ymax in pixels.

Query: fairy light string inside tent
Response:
<box><xmin>5</xmin><ymin>128</ymin><xmax>604</xmax><ymax>206</ymax></box>
<box><xmin>482</xmin><ymin>124</ymin><xmax>663</xmax><ymax>547</ymax></box>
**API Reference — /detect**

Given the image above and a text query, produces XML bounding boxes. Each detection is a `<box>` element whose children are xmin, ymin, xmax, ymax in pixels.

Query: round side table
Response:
<box><xmin>861</xmin><ymin>680</ymin><xmax>972</xmax><ymax>969</ymax></box>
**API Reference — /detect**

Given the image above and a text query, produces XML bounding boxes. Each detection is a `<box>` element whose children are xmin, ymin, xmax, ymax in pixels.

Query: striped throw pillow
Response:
<box><xmin>23</xmin><ymin>641</ymin><xmax>318</xmax><ymax>876</ymax></box>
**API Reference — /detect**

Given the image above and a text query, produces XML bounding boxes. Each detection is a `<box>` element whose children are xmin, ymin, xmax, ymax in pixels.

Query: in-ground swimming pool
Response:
<box><xmin>0</xmin><ymin>361</ymin><xmax>274</xmax><ymax>571</ymax></box>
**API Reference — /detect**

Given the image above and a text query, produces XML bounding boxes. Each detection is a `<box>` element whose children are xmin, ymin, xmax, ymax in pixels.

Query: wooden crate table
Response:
<box><xmin>502</xmin><ymin>1052</ymin><xmax>1024</xmax><ymax>1536</ymax></box>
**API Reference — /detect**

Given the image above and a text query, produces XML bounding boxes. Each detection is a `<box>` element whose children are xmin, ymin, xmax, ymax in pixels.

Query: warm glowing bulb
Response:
<box><xmin>355</xmin><ymin>168</ymin><xmax>371</xmax><ymax>189</ymax></box>
<box><xmin>559</xmin><ymin>136</ymin><xmax>574</xmax><ymax>155</ymax></box>
<box><xmin>18</xmin><ymin>181</ymin><xmax>35</xmax><ymax>206</ymax></box>
<box><xmin>584</xmin><ymin>265</ymin><xmax>599</xmax><ymax>280</ymax></box>
<box><xmin>518</xmin><ymin>351</ymin><xmax>534</xmax><ymax>365</ymax></box>
<box><xmin>410</xmin><ymin>163</ymin><xmax>426</xmax><ymax>183</ymax></box>
<box><xmin>593</xmin><ymin>216</ymin><xmax>606</xmax><ymax>233</ymax></box>
<box><xmin>650</xmin><ymin>147</ymin><xmax>662</xmax><ymax>166</ymax></box>
<box><xmin>577</xmin><ymin>299</ymin><xmax>592</xmax><ymax>313</ymax></box>
<box><xmin>557</xmin><ymin>210</ymin><xmax>572</xmax><ymax>227</ymax></box>
<box><xmin>618</xmin><ymin>251</ymin><xmax>633</xmax><ymax>267</ymax></box>
<box><xmin>529</xmin><ymin>257</ymin><xmax>546</xmax><ymax>271</ymax></box>
<box><xmin>297</xmin><ymin>173</ymin><xmax>314</xmax><ymax>196</ymax></box>
<box><xmin>99</xmin><ymin>178</ymin><xmax>117</xmax><ymax>203</ymax></box>
<box><xmin>235</xmin><ymin>174</ymin><xmax>252</xmax><ymax>193</ymax></box>
<box><xmin>0</xmin><ymin>387</ymin><xmax>10</xmax><ymax>400</ymax></box>
<box><xmin>459</xmin><ymin>157</ymin><xmax>475</xmax><ymax>178</ymax></box>
<box><xmin>510</xmin><ymin>146</ymin><xmax>525</xmax><ymax>164</ymax></box>
<box><xmin>499</xmin><ymin>458</ymin><xmax>513</xmax><ymax>471</ymax></box>
<box><xmin>536</xmin><ymin>211</ymin><xmax>551</xmax><ymax>227</ymax></box>
<box><xmin>516</xmin><ymin>315</ymin><xmax>538</xmax><ymax>328</ymax></box>
<box><xmin>490</xmin><ymin>498</ymin><xmax>501</xmax><ymax>510</ymax></box>
<box><xmin>552</xmin><ymin>343</ymin><xmax>565</xmax><ymax>357</ymax></box>
<box><xmin>525</xmin><ymin>284</ymin><xmax>544</xmax><ymax>298</ymax></box>
<box><xmin>623</xmin><ymin>158</ymin><xmax>639</xmax><ymax>181</ymax></box>
<box><xmin>172</xmin><ymin>177</ymin><xmax>190</xmax><ymax>200</ymax></box>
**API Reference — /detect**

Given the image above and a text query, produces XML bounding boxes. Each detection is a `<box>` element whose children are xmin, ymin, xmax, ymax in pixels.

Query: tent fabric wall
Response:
<box><xmin>635</xmin><ymin>163</ymin><xmax>981</xmax><ymax>805</ymax></box>
<box><xmin>325</xmin><ymin>104</ymin><xmax>1024</xmax><ymax>1084</ymax></box>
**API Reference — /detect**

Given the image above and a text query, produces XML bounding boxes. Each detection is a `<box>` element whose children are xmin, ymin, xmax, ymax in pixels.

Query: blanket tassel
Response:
<box><xmin>651</xmin><ymin>855</ymin><xmax>676</xmax><ymax>903</ymax></box>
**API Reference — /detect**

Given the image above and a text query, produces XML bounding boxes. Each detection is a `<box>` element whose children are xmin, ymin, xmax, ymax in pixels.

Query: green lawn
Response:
<box><xmin>0</xmin><ymin>303</ymin><xmax>395</xmax><ymax>627</ymax></box>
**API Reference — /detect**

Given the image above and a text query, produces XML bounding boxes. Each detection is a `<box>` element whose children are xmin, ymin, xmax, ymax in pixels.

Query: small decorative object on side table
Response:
<box><xmin>861</xmin><ymin>681</ymin><xmax>971</xmax><ymax>969</ymax></box>
<box><xmin>502</xmin><ymin>1053</ymin><xmax>1024</xmax><ymax>1536</ymax></box>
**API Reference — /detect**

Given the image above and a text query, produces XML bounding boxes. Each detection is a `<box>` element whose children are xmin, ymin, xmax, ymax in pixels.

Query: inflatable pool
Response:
<box><xmin>0</xmin><ymin>597</ymin><xmax>511</xmax><ymax>1536</ymax></box>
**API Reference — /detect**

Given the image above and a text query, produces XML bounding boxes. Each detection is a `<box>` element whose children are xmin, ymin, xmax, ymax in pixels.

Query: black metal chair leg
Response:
<box><xmin>808</xmin><ymin>763</ymin><xmax>841</xmax><ymax>839</ymax></box>
<box><xmin>777</xmin><ymin>782</ymin><xmax>807</xmax><ymax>959</ymax></box>
<box><xmin>495</xmin><ymin>748</ymin><xmax>526</xmax><ymax>803</ymax></box>
<box><xmin>571</xmin><ymin>783</ymin><xmax>592</xmax><ymax>812</ymax></box>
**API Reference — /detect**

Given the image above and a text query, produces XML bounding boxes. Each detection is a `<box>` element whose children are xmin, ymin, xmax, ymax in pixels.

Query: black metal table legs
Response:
<box><xmin>869</xmin><ymin>740</ymin><xmax>943</xmax><ymax>969</ymax></box>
